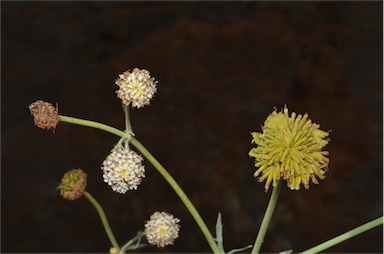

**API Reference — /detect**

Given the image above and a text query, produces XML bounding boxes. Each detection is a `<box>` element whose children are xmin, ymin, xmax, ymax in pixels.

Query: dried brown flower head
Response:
<box><xmin>29</xmin><ymin>100</ymin><xmax>60</xmax><ymax>131</ymax></box>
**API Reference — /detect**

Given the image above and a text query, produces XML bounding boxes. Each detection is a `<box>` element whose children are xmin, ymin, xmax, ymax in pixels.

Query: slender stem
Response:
<box><xmin>130</xmin><ymin>137</ymin><xmax>221</xmax><ymax>254</ymax></box>
<box><xmin>119</xmin><ymin>231</ymin><xmax>145</xmax><ymax>253</ymax></box>
<box><xmin>122</xmin><ymin>105</ymin><xmax>134</xmax><ymax>149</ymax></box>
<box><xmin>83</xmin><ymin>191</ymin><xmax>119</xmax><ymax>250</ymax></box>
<box><xmin>59</xmin><ymin>115</ymin><xmax>126</xmax><ymax>138</ymax></box>
<box><xmin>58</xmin><ymin>115</ymin><xmax>219</xmax><ymax>253</ymax></box>
<box><xmin>300</xmin><ymin>216</ymin><xmax>383</xmax><ymax>254</ymax></box>
<box><xmin>251</xmin><ymin>180</ymin><xmax>283</xmax><ymax>254</ymax></box>
<box><xmin>123</xmin><ymin>105</ymin><xmax>132</xmax><ymax>134</ymax></box>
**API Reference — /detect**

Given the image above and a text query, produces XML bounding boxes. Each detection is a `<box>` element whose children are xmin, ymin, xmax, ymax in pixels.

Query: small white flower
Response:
<box><xmin>144</xmin><ymin>211</ymin><xmax>180</xmax><ymax>248</ymax></box>
<box><xmin>102</xmin><ymin>147</ymin><xmax>145</xmax><ymax>194</ymax></box>
<box><xmin>115</xmin><ymin>68</ymin><xmax>157</xmax><ymax>108</ymax></box>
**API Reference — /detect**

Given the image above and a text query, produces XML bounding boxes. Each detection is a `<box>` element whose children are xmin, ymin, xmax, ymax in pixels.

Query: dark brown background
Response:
<box><xmin>2</xmin><ymin>1</ymin><xmax>383</xmax><ymax>253</ymax></box>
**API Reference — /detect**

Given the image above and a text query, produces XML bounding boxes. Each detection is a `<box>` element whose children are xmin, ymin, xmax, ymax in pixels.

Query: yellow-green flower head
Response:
<box><xmin>58</xmin><ymin>169</ymin><xmax>87</xmax><ymax>201</ymax></box>
<box><xmin>144</xmin><ymin>211</ymin><xmax>180</xmax><ymax>248</ymax></box>
<box><xmin>102</xmin><ymin>147</ymin><xmax>145</xmax><ymax>194</ymax></box>
<box><xmin>249</xmin><ymin>107</ymin><xmax>329</xmax><ymax>191</ymax></box>
<box><xmin>115</xmin><ymin>68</ymin><xmax>157</xmax><ymax>108</ymax></box>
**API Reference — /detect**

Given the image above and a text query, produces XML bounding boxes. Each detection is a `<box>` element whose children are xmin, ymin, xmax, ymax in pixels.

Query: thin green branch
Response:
<box><xmin>251</xmin><ymin>180</ymin><xmax>283</xmax><ymax>254</ymax></box>
<box><xmin>83</xmin><ymin>191</ymin><xmax>119</xmax><ymax>250</ymax></box>
<box><xmin>130</xmin><ymin>137</ymin><xmax>221</xmax><ymax>254</ymax></box>
<box><xmin>59</xmin><ymin>115</ymin><xmax>126</xmax><ymax>138</ymax></box>
<box><xmin>300</xmin><ymin>216</ymin><xmax>383</xmax><ymax>254</ymax></box>
<box><xmin>123</xmin><ymin>105</ymin><xmax>133</xmax><ymax>135</ymax></box>
<box><xmin>58</xmin><ymin>115</ymin><xmax>219</xmax><ymax>253</ymax></box>
<box><xmin>119</xmin><ymin>231</ymin><xmax>146</xmax><ymax>253</ymax></box>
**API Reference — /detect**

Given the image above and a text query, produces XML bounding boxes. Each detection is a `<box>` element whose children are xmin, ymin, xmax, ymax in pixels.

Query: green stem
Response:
<box><xmin>58</xmin><ymin>115</ymin><xmax>220</xmax><ymax>253</ymax></box>
<box><xmin>251</xmin><ymin>180</ymin><xmax>283</xmax><ymax>254</ymax></box>
<box><xmin>123</xmin><ymin>105</ymin><xmax>132</xmax><ymax>135</ymax></box>
<box><xmin>300</xmin><ymin>216</ymin><xmax>383</xmax><ymax>254</ymax></box>
<box><xmin>130</xmin><ymin>137</ymin><xmax>221</xmax><ymax>254</ymax></box>
<box><xmin>59</xmin><ymin>115</ymin><xmax>127</xmax><ymax>138</ymax></box>
<box><xmin>119</xmin><ymin>231</ymin><xmax>145</xmax><ymax>253</ymax></box>
<box><xmin>83</xmin><ymin>191</ymin><xmax>119</xmax><ymax>250</ymax></box>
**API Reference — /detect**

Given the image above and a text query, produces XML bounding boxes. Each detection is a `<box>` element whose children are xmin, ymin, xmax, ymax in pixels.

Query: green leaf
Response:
<box><xmin>215</xmin><ymin>212</ymin><xmax>225</xmax><ymax>253</ymax></box>
<box><xmin>227</xmin><ymin>244</ymin><xmax>253</xmax><ymax>254</ymax></box>
<box><xmin>279</xmin><ymin>250</ymin><xmax>293</xmax><ymax>254</ymax></box>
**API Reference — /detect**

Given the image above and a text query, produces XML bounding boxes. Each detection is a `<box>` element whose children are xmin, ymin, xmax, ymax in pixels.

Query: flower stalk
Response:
<box><xmin>83</xmin><ymin>191</ymin><xmax>119</xmax><ymax>250</ymax></box>
<box><xmin>58</xmin><ymin>115</ymin><xmax>220</xmax><ymax>253</ymax></box>
<box><xmin>123</xmin><ymin>104</ymin><xmax>133</xmax><ymax>140</ymax></box>
<box><xmin>300</xmin><ymin>216</ymin><xmax>383</xmax><ymax>254</ymax></box>
<box><xmin>251</xmin><ymin>180</ymin><xmax>283</xmax><ymax>254</ymax></box>
<box><xmin>130</xmin><ymin>137</ymin><xmax>220</xmax><ymax>253</ymax></box>
<box><xmin>59</xmin><ymin>115</ymin><xmax>127</xmax><ymax>138</ymax></box>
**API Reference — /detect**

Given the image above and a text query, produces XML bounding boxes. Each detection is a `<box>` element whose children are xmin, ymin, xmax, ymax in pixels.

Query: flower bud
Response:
<box><xmin>58</xmin><ymin>169</ymin><xmax>87</xmax><ymax>201</ymax></box>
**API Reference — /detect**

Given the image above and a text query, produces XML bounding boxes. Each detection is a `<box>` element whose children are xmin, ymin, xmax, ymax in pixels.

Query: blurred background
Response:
<box><xmin>1</xmin><ymin>1</ymin><xmax>383</xmax><ymax>253</ymax></box>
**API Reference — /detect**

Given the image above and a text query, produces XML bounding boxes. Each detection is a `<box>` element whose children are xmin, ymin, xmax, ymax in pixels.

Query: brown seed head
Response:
<box><xmin>29</xmin><ymin>100</ymin><xmax>60</xmax><ymax>131</ymax></box>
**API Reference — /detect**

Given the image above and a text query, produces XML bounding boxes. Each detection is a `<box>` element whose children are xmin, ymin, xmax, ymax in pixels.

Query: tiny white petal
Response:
<box><xmin>115</xmin><ymin>68</ymin><xmax>157</xmax><ymax>108</ymax></box>
<box><xmin>101</xmin><ymin>147</ymin><xmax>145</xmax><ymax>193</ymax></box>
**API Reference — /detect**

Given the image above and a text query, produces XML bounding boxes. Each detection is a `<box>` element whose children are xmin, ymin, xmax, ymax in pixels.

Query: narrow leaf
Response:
<box><xmin>227</xmin><ymin>244</ymin><xmax>253</xmax><ymax>254</ymax></box>
<box><xmin>215</xmin><ymin>212</ymin><xmax>225</xmax><ymax>253</ymax></box>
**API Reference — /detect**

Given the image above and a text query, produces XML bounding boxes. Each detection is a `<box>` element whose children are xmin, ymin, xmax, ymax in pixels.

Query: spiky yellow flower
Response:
<box><xmin>58</xmin><ymin>169</ymin><xmax>87</xmax><ymax>201</ymax></box>
<box><xmin>144</xmin><ymin>211</ymin><xmax>180</xmax><ymax>248</ymax></box>
<box><xmin>249</xmin><ymin>107</ymin><xmax>329</xmax><ymax>191</ymax></box>
<box><xmin>115</xmin><ymin>68</ymin><xmax>157</xmax><ymax>108</ymax></box>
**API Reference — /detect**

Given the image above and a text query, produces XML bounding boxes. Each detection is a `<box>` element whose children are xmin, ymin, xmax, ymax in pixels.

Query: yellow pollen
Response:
<box><xmin>131</xmin><ymin>81</ymin><xmax>144</xmax><ymax>98</ymax></box>
<box><xmin>118</xmin><ymin>167</ymin><xmax>130</xmax><ymax>179</ymax></box>
<box><xmin>158</xmin><ymin>225</ymin><xmax>169</xmax><ymax>237</ymax></box>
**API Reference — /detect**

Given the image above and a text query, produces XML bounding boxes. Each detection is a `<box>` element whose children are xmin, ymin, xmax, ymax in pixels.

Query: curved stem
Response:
<box><xmin>130</xmin><ymin>137</ymin><xmax>221</xmax><ymax>254</ymax></box>
<box><xmin>83</xmin><ymin>191</ymin><xmax>119</xmax><ymax>250</ymax></box>
<box><xmin>300</xmin><ymin>216</ymin><xmax>383</xmax><ymax>254</ymax></box>
<box><xmin>58</xmin><ymin>115</ymin><xmax>219</xmax><ymax>253</ymax></box>
<box><xmin>251</xmin><ymin>180</ymin><xmax>282</xmax><ymax>254</ymax></box>
<box><xmin>59</xmin><ymin>115</ymin><xmax>126</xmax><ymax>138</ymax></box>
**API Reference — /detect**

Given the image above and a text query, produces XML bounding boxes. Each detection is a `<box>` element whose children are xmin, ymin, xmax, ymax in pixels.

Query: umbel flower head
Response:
<box><xmin>249</xmin><ymin>106</ymin><xmax>329</xmax><ymax>191</ymax></box>
<box><xmin>115</xmin><ymin>68</ymin><xmax>157</xmax><ymax>108</ymax></box>
<box><xmin>29</xmin><ymin>100</ymin><xmax>60</xmax><ymax>131</ymax></box>
<box><xmin>58</xmin><ymin>169</ymin><xmax>87</xmax><ymax>201</ymax></box>
<box><xmin>102</xmin><ymin>147</ymin><xmax>145</xmax><ymax>194</ymax></box>
<box><xmin>144</xmin><ymin>211</ymin><xmax>180</xmax><ymax>248</ymax></box>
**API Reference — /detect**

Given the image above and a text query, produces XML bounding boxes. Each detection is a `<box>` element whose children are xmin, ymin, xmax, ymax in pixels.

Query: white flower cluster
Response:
<box><xmin>144</xmin><ymin>211</ymin><xmax>180</xmax><ymax>248</ymax></box>
<box><xmin>115</xmin><ymin>68</ymin><xmax>157</xmax><ymax>108</ymax></box>
<box><xmin>102</xmin><ymin>147</ymin><xmax>145</xmax><ymax>194</ymax></box>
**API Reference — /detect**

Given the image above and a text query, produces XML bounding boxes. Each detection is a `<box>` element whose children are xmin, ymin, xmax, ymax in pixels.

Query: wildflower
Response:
<box><xmin>29</xmin><ymin>100</ymin><xmax>60</xmax><ymax>131</ymax></box>
<box><xmin>58</xmin><ymin>169</ymin><xmax>87</xmax><ymax>201</ymax></box>
<box><xmin>102</xmin><ymin>147</ymin><xmax>145</xmax><ymax>194</ymax></box>
<box><xmin>249</xmin><ymin>106</ymin><xmax>329</xmax><ymax>191</ymax></box>
<box><xmin>144</xmin><ymin>211</ymin><xmax>180</xmax><ymax>248</ymax></box>
<box><xmin>115</xmin><ymin>68</ymin><xmax>157</xmax><ymax>108</ymax></box>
